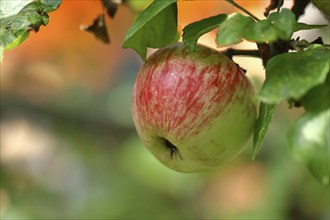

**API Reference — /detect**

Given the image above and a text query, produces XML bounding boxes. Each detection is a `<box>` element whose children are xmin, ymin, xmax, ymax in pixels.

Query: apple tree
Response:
<box><xmin>1</xmin><ymin>0</ymin><xmax>329</xmax><ymax>186</ymax></box>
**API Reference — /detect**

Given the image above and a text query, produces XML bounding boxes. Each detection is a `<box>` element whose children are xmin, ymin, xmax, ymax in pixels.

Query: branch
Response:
<box><xmin>291</xmin><ymin>0</ymin><xmax>310</xmax><ymax>20</ymax></box>
<box><xmin>224</xmin><ymin>48</ymin><xmax>261</xmax><ymax>59</ymax></box>
<box><xmin>264</xmin><ymin>0</ymin><xmax>284</xmax><ymax>17</ymax></box>
<box><xmin>257</xmin><ymin>40</ymin><xmax>292</xmax><ymax>67</ymax></box>
<box><xmin>226</xmin><ymin>0</ymin><xmax>260</xmax><ymax>21</ymax></box>
<box><xmin>0</xmin><ymin>95</ymin><xmax>134</xmax><ymax>136</ymax></box>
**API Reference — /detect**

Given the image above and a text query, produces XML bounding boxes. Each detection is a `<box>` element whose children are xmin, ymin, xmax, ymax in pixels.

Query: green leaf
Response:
<box><xmin>216</xmin><ymin>13</ymin><xmax>254</xmax><ymax>46</ymax></box>
<box><xmin>0</xmin><ymin>0</ymin><xmax>32</xmax><ymax>18</ymax></box>
<box><xmin>258</xmin><ymin>45</ymin><xmax>330</xmax><ymax>103</ymax></box>
<box><xmin>268</xmin><ymin>9</ymin><xmax>296</xmax><ymax>40</ymax></box>
<box><xmin>301</xmin><ymin>74</ymin><xmax>330</xmax><ymax>113</ymax></box>
<box><xmin>217</xmin><ymin>10</ymin><xmax>299</xmax><ymax>46</ymax></box>
<box><xmin>0</xmin><ymin>0</ymin><xmax>61</xmax><ymax>50</ymax></box>
<box><xmin>183</xmin><ymin>14</ymin><xmax>227</xmax><ymax>52</ymax></box>
<box><xmin>41</xmin><ymin>0</ymin><xmax>62</xmax><ymax>12</ymax></box>
<box><xmin>122</xmin><ymin>0</ymin><xmax>177</xmax><ymax>61</ymax></box>
<box><xmin>288</xmin><ymin>109</ymin><xmax>330</xmax><ymax>186</ymax></box>
<box><xmin>290</xmin><ymin>74</ymin><xmax>330</xmax><ymax>186</ymax></box>
<box><xmin>244</xmin><ymin>19</ymin><xmax>278</xmax><ymax>43</ymax></box>
<box><xmin>216</xmin><ymin>8</ymin><xmax>326</xmax><ymax>47</ymax></box>
<box><xmin>0</xmin><ymin>29</ymin><xmax>29</xmax><ymax>50</ymax></box>
<box><xmin>294</xmin><ymin>22</ymin><xmax>328</xmax><ymax>32</ymax></box>
<box><xmin>252</xmin><ymin>102</ymin><xmax>276</xmax><ymax>159</ymax></box>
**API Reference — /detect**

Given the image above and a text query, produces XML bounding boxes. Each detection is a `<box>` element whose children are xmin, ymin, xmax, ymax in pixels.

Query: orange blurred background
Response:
<box><xmin>1</xmin><ymin>0</ymin><xmax>270</xmax><ymax>94</ymax></box>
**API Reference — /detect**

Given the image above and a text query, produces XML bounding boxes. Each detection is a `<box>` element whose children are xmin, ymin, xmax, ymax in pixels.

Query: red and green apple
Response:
<box><xmin>131</xmin><ymin>43</ymin><xmax>257</xmax><ymax>172</ymax></box>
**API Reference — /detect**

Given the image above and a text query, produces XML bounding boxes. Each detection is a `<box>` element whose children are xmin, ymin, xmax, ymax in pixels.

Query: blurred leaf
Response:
<box><xmin>122</xmin><ymin>0</ymin><xmax>177</xmax><ymax>61</ymax></box>
<box><xmin>288</xmin><ymin>109</ymin><xmax>330</xmax><ymax>186</ymax></box>
<box><xmin>252</xmin><ymin>102</ymin><xmax>276</xmax><ymax>159</ymax></box>
<box><xmin>102</xmin><ymin>0</ymin><xmax>127</xmax><ymax>18</ymax></box>
<box><xmin>127</xmin><ymin>0</ymin><xmax>151</xmax><ymax>12</ymax></box>
<box><xmin>216</xmin><ymin>13</ymin><xmax>254</xmax><ymax>46</ymax></box>
<box><xmin>268</xmin><ymin>9</ymin><xmax>296</xmax><ymax>40</ymax></box>
<box><xmin>102</xmin><ymin>0</ymin><xmax>120</xmax><ymax>18</ymax></box>
<box><xmin>81</xmin><ymin>14</ymin><xmax>110</xmax><ymax>44</ymax></box>
<box><xmin>183</xmin><ymin>14</ymin><xmax>227</xmax><ymax>51</ymax></box>
<box><xmin>258</xmin><ymin>45</ymin><xmax>330</xmax><ymax>103</ymax></box>
<box><xmin>244</xmin><ymin>19</ymin><xmax>278</xmax><ymax>42</ymax></box>
<box><xmin>0</xmin><ymin>0</ymin><xmax>61</xmax><ymax>50</ymax></box>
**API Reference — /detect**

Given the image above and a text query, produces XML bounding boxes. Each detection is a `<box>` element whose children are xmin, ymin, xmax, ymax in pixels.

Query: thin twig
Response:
<box><xmin>226</xmin><ymin>0</ymin><xmax>260</xmax><ymax>21</ymax></box>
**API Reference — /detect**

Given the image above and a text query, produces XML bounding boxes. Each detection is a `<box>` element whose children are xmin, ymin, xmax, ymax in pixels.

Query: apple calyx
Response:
<box><xmin>162</xmin><ymin>138</ymin><xmax>181</xmax><ymax>160</ymax></box>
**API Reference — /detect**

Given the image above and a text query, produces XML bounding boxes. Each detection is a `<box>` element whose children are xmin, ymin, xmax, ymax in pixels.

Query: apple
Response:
<box><xmin>131</xmin><ymin>43</ymin><xmax>257</xmax><ymax>172</ymax></box>
<box><xmin>310</xmin><ymin>0</ymin><xmax>330</xmax><ymax>17</ymax></box>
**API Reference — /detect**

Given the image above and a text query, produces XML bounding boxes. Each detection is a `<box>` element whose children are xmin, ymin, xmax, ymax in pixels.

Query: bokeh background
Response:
<box><xmin>1</xmin><ymin>0</ymin><xmax>329</xmax><ymax>219</ymax></box>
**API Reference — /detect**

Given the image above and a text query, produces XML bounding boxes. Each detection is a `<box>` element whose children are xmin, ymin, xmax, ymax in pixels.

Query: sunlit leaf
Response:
<box><xmin>258</xmin><ymin>45</ymin><xmax>330</xmax><ymax>103</ymax></box>
<box><xmin>216</xmin><ymin>13</ymin><xmax>254</xmax><ymax>46</ymax></box>
<box><xmin>122</xmin><ymin>0</ymin><xmax>177</xmax><ymax>61</ymax></box>
<box><xmin>0</xmin><ymin>0</ymin><xmax>32</xmax><ymax>18</ymax></box>
<box><xmin>216</xmin><ymin>8</ymin><xmax>327</xmax><ymax>47</ymax></box>
<box><xmin>0</xmin><ymin>0</ymin><xmax>61</xmax><ymax>50</ymax></box>
<box><xmin>183</xmin><ymin>14</ymin><xmax>227</xmax><ymax>51</ymax></box>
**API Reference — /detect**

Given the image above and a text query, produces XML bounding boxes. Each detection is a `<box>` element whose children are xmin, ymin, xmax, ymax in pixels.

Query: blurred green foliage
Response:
<box><xmin>1</xmin><ymin>75</ymin><xmax>329</xmax><ymax>219</ymax></box>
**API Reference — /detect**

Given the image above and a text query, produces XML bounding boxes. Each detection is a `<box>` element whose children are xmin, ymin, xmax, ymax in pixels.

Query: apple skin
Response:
<box><xmin>131</xmin><ymin>43</ymin><xmax>256</xmax><ymax>172</ymax></box>
<box><xmin>310</xmin><ymin>0</ymin><xmax>330</xmax><ymax>17</ymax></box>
